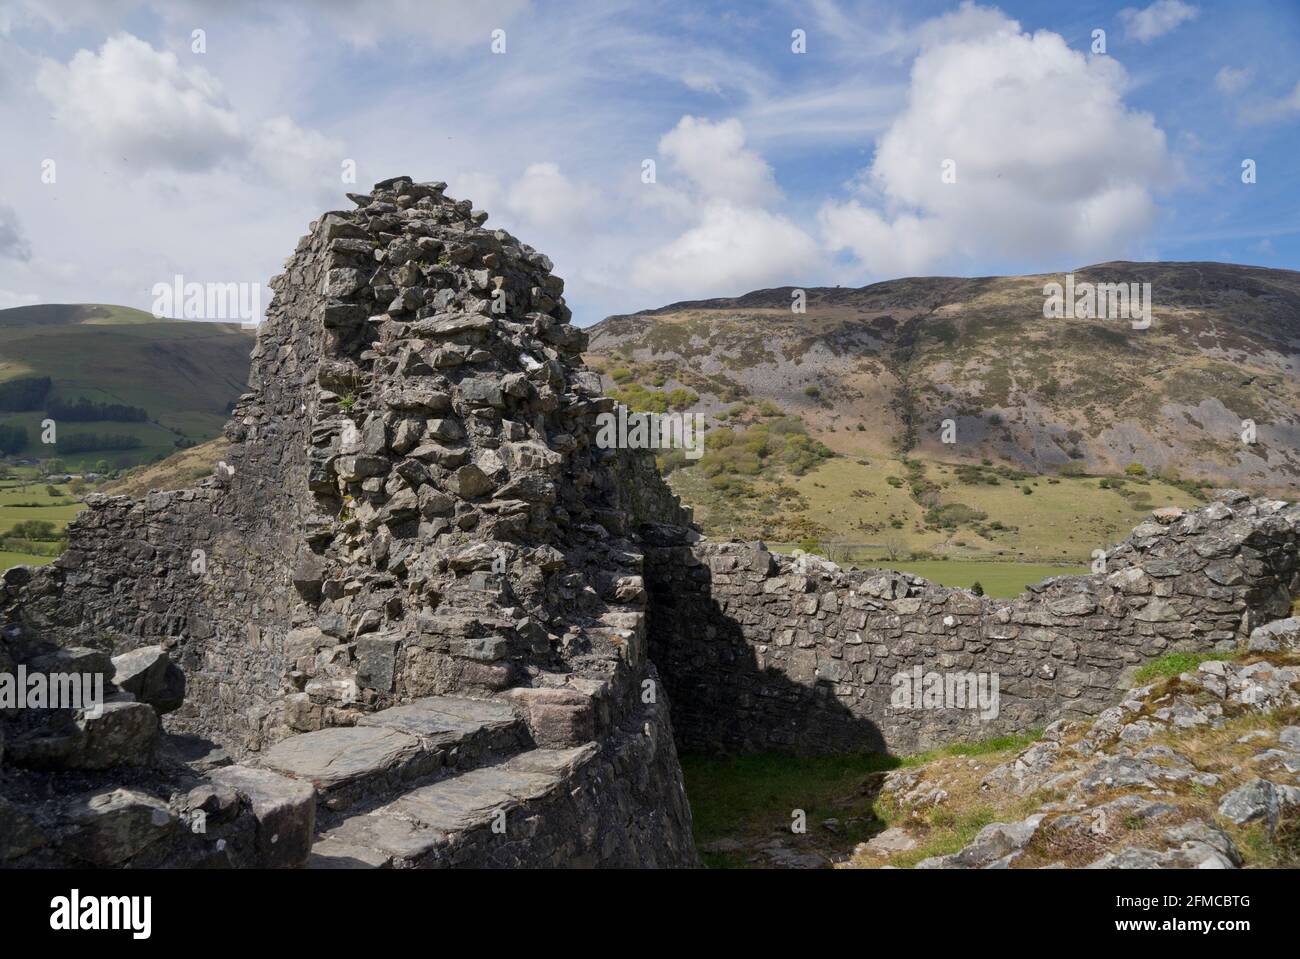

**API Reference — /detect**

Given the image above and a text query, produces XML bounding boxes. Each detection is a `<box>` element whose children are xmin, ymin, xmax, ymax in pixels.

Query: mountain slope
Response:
<box><xmin>589</xmin><ymin>262</ymin><xmax>1300</xmax><ymax>491</ymax></box>
<box><xmin>0</xmin><ymin>303</ymin><xmax>254</xmax><ymax>468</ymax></box>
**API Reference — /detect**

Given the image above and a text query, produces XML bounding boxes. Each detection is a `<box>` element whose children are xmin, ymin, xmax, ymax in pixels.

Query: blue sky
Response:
<box><xmin>0</xmin><ymin>0</ymin><xmax>1297</xmax><ymax>325</ymax></box>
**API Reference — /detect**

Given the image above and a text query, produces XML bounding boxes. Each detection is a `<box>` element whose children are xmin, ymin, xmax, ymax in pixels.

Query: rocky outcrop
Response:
<box><xmin>646</xmin><ymin>493</ymin><xmax>1299</xmax><ymax>755</ymax></box>
<box><xmin>0</xmin><ymin>176</ymin><xmax>698</xmax><ymax>868</ymax></box>
<box><xmin>861</xmin><ymin>631</ymin><xmax>1300</xmax><ymax>869</ymax></box>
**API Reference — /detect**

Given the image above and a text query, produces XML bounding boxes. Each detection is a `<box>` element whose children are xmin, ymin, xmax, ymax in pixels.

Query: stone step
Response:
<box><xmin>307</xmin><ymin>743</ymin><xmax>597</xmax><ymax>868</ymax></box>
<box><xmin>255</xmin><ymin>695</ymin><xmax>526</xmax><ymax>812</ymax></box>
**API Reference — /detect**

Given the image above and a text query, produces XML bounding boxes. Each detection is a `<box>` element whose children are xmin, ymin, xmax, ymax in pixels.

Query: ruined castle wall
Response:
<box><xmin>0</xmin><ymin>180</ymin><xmax>696</xmax><ymax>768</ymax></box>
<box><xmin>4</xmin><ymin>226</ymin><xmax>329</xmax><ymax>753</ymax></box>
<box><xmin>646</xmin><ymin>495</ymin><xmax>1300</xmax><ymax>755</ymax></box>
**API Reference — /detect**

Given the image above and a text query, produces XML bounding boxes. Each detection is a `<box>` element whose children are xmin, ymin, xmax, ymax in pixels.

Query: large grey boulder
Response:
<box><xmin>111</xmin><ymin>645</ymin><xmax>185</xmax><ymax>714</ymax></box>
<box><xmin>60</xmin><ymin>787</ymin><xmax>178</xmax><ymax>866</ymax></box>
<box><xmin>1246</xmin><ymin>616</ymin><xmax>1300</xmax><ymax>652</ymax></box>
<box><xmin>208</xmin><ymin>765</ymin><xmax>316</xmax><ymax>868</ymax></box>
<box><xmin>76</xmin><ymin>700</ymin><xmax>160</xmax><ymax>768</ymax></box>
<box><xmin>915</xmin><ymin>814</ymin><xmax>1045</xmax><ymax>868</ymax></box>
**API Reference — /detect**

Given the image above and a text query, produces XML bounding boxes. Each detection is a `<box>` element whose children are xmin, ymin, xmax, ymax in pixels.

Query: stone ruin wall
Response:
<box><xmin>645</xmin><ymin>494</ymin><xmax>1300</xmax><ymax>756</ymax></box>
<box><xmin>3</xmin><ymin>174</ymin><xmax>1300</xmax><ymax>869</ymax></box>
<box><xmin>1</xmin><ymin>175</ymin><xmax>704</xmax><ymax>868</ymax></box>
<box><xmin>5</xmin><ymin>226</ymin><xmax>325</xmax><ymax>753</ymax></box>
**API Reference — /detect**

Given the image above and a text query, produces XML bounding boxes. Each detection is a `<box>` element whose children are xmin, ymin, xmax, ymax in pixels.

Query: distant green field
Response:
<box><xmin>872</xmin><ymin>559</ymin><xmax>1088</xmax><ymax>598</ymax></box>
<box><xmin>0</xmin><ymin>477</ymin><xmax>82</xmax><ymax>571</ymax></box>
<box><xmin>0</xmin><ymin>549</ymin><xmax>54</xmax><ymax>568</ymax></box>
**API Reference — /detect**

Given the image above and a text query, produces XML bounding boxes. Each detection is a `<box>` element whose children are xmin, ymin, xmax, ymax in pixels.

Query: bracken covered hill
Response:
<box><xmin>589</xmin><ymin>261</ymin><xmax>1300</xmax><ymax>492</ymax></box>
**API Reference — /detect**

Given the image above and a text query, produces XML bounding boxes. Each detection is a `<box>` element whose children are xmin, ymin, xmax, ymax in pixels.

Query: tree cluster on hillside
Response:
<box><xmin>56</xmin><ymin>432</ymin><xmax>143</xmax><ymax>453</ymax></box>
<box><xmin>0</xmin><ymin>376</ymin><xmax>51</xmax><ymax>411</ymax></box>
<box><xmin>46</xmin><ymin>397</ymin><xmax>149</xmax><ymax>422</ymax></box>
<box><xmin>0</xmin><ymin>424</ymin><xmax>27</xmax><ymax>454</ymax></box>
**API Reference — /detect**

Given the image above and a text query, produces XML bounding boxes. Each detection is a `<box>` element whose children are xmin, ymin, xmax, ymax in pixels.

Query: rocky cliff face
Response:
<box><xmin>0</xmin><ymin>177</ymin><xmax>698</xmax><ymax>868</ymax></box>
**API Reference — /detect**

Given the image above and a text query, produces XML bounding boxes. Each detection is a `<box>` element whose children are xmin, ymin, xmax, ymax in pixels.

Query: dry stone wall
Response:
<box><xmin>645</xmin><ymin>493</ymin><xmax>1300</xmax><ymax>755</ymax></box>
<box><xmin>1</xmin><ymin>176</ymin><xmax>698</xmax><ymax>868</ymax></box>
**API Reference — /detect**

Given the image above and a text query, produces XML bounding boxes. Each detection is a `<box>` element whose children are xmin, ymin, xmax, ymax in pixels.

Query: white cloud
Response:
<box><xmin>820</xmin><ymin>7</ymin><xmax>1172</xmax><ymax>277</ymax></box>
<box><xmin>249</xmin><ymin>116</ymin><xmax>345</xmax><ymax>191</ymax></box>
<box><xmin>34</xmin><ymin>32</ymin><xmax>341</xmax><ymax>189</ymax></box>
<box><xmin>36</xmin><ymin>33</ymin><xmax>244</xmax><ymax>172</ymax></box>
<box><xmin>630</xmin><ymin>115</ymin><xmax>821</xmax><ymax>298</ymax></box>
<box><xmin>819</xmin><ymin>202</ymin><xmax>948</xmax><ymax>277</ymax></box>
<box><xmin>1214</xmin><ymin>66</ymin><xmax>1252</xmax><ymax>95</ymax></box>
<box><xmin>0</xmin><ymin>203</ymin><xmax>32</xmax><ymax>261</ymax></box>
<box><xmin>1119</xmin><ymin>1</ymin><xmax>1198</xmax><ymax>44</ymax></box>
<box><xmin>632</xmin><ymin>202</ymin><xmax>820</xmax><ymax>298</ymax></box>
<box><xmin>505</xmin><ymin>162</ymin><xmax>597</xmax><ymax>231</ymax></box>
<box><xmin>681</xmin><ymin>73</ymin><xmax>722</xmax><ymax>95</ymax></box>
<box><xmin>658</xmin><ymin>116</ymin><xmax>778</xmax><ymax>206</ymax></box>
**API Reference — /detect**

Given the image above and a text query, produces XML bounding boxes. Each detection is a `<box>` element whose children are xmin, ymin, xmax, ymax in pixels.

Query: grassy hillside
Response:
<box><xmin>589</xmin><ymin>262</ymin><xmax>1300</xmax><ymax>493</ymax></box>
<box><xmin>586</xmin><ymin>262</ymin><xmax>1294</xmax><ymax>589</ymax></box>
<box><xmin>0</xmin><ymin>303</ymin><xmax>252</xmax><ymax>469</ymax></box>
<box><xmin>100</xmin><ymin>436</ymin><xmax>228</xmax><ymax>498</ymax></box>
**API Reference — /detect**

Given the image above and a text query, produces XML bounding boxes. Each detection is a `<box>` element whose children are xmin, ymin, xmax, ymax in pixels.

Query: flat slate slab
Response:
<box><xmin>385</xmin><ymin>765</ymin><xmax>560</xmax><ymax>831</ymax></box>
<box><xmin>306</xmin><ymin>746</ymin><xmax>597</xmax><ymax>868</ymax></box>
<box><xmin>209</xmin><ymin>765</ymin><xmax>317</xmax><ymax>868</ymax></box>
<box><xmin>357</xmin><ymin>695</ymin><xmax>519</xmax><ymax>741</ymax></box>
<box><xmin>310</xmin><ymin>813</ymin><xmax>447</xmax><ymax>869</ymax></box>
<box><xmin>258</xmin><ymin>726</ymin><xmax>421</xmax><ymax>789</ymax></box>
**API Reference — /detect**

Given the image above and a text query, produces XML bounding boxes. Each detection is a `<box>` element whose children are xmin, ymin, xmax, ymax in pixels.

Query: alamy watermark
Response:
<box><xmin>0</xmin><ymin>667</ymin><xmax>105</xmax><ymax>718</ymax></box>
<box><xmin>890</xmin><ymin>666</ymin><xmax>1000</xmax><ymax>720</ymax></box>
<box><xmin>151</xmin><ymin>274</ymin><xmax>261</xmax><ymax>326</ymax></box>
<box><xmin>595</xmin><ymin>403</ymin><xmax>705</xmax><ymax>459</ymax></box>
<box><xmin>1043</xmin><ymin>273</ymin><xmax>1151</xmax><ymax>329</ymax></box>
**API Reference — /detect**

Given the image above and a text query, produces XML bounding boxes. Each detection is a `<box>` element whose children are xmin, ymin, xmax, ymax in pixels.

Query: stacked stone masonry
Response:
<box><xmin>2</xmin><ymin>175</ymin><xmax>1298</xmax><ymax>868</ymax></box>
<box><xmin>0</xmin><ymin>177</ymin><xmax>697</xmax><ymax>868</ymax></box>
<box><xmin>646</xmin><ymin>494</ymin><xmax>1300</xmax><ymax>755</ymax></box>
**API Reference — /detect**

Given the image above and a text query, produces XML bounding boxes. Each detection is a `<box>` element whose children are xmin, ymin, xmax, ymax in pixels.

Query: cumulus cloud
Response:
<box><xmin>36</xmin><ymin>33</ymin><xmax>244</xmax><ymax>172</ymax></box>
<box><xmin>249</xmin><ymin>116</ymin><xmax>345</xmax><ymax>189</ymax></box>
<box><xmin>0</xmin><ymin>203</ymin><xmax>32</xmax><ymax>262</ymax></box>
<box><xmin>820</xmin><ymin>6</ymin><xmax>1173</xmax><ymax>277</ymax></box>
<box><xmin>506</xmin><ymin>163</ymin><xmax>597</xmax><ymax>231</ymax></box>
<box><xmin>34</xmin><ymin>32</ymin><xmax>341</xmax><ymax>187</ymax></box>
<box><xmin>1119</xmin><ymin>1</ymin><xmax>1198</xmax><ymax>44</ymax></box>
<box><xmin>631</xmin><ymin>115</ymin><xmax>820</xmax><ymax>298</ymax></box>
<box><xmin>632</xmin><ymin>202</ymin><xmax>820</xmax><ymax>297</ymax></box>
<box><xmin>658</xmin><ymin>116</ymin><xmax>778</xmax><ymax>206</ymax></box>
<box><xmin>445</xmin><ymin>164</ymin><xmax>597</xmax><ymax>235</ymax></box>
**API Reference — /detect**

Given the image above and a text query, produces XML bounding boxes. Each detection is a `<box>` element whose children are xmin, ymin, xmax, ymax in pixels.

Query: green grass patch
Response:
<box><xmin>681</xmin><ymin>728</ymin><xmax>1045</xmax><ymax>867</ymax></box>
<box><xmin>1132</xmin><ymin>651</ymin><xmax>1235</xmax><ymax>685</ymax></box>
<box><xmin>681</xmin><ymin>751</ymin><xmax>896</xmax><ymax>853</ymax></box>
<box><xmin>876</xmin><ymin>560</ymin><xmax>1086</xmax><ymax>598</ymax></box>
